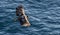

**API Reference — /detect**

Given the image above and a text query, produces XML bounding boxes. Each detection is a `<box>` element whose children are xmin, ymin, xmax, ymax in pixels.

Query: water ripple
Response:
<box><xmin>0</xmin><ymin>0</ymin><xmax>60</xmax><ymax>35</ymax></box>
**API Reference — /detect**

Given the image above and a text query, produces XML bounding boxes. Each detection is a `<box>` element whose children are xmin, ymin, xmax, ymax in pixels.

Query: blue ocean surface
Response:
<box><xmin>0</xmin><ymin>0</ymin><xmax>60</xmax><ymax>35</ymax></box>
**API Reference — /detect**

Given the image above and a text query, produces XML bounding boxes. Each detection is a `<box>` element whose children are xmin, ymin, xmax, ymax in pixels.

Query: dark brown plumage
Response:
<box><xmin>16</xmin><ymin>5</ymin><xmax>30</xmax><ymax>27</ymax></box>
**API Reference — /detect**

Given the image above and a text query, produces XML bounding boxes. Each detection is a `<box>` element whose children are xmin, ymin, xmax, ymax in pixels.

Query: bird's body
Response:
<box><xmin>16</xmin><ymin>5</ymin><xmax>30</xmax><ymax>27</ymax></box>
